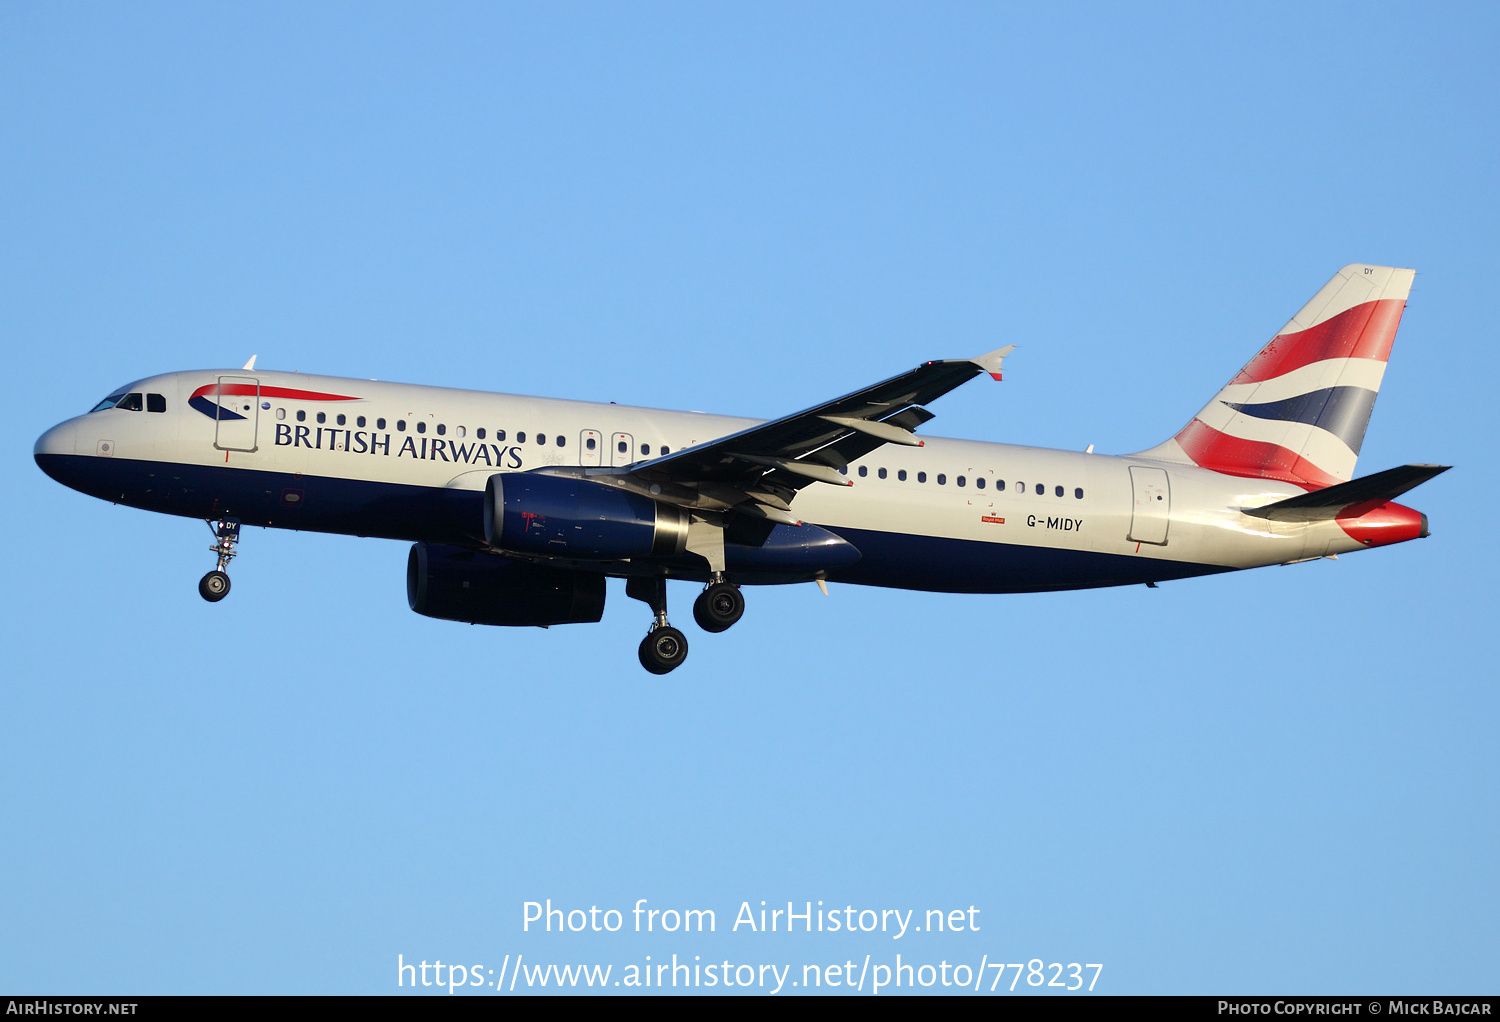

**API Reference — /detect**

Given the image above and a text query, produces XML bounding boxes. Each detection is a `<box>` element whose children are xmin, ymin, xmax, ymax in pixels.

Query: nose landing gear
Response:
<box><xmin>199</xmin><ymin>518</ymin><xmax>240</xmax><ymax>603</ymax></box>
<box><xmin>627</xmin><ymin>576</ymin><xmax>689</xmax><ymax>674</ymax></box>
<box><xmin>693</xmin><ymin>578</ymin><xmax>744</xmax><ymax>633</ymax></box>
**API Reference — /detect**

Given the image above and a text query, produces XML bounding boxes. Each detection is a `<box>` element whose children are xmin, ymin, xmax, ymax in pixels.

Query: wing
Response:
<box><xmin>620</xmin><ymin>345</ymin><xmax>1015</xmax><ymax>523</ymax></box>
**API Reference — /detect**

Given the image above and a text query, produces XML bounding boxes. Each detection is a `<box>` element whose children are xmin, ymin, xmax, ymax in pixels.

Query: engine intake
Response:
<box><xmin>407</xmin><ymin>542</ymin><xmax>605</xmax><ymax>627</ymax></box>
<box><xmin>484</xmin><ymin>473</ymin><xmax>690</xmax><ymax>560</ymax></box>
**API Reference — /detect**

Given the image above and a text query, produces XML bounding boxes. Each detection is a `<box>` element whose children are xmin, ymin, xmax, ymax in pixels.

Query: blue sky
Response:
<box><xmin>2</xmin><ymin>2</ymin><xmax>1495</xmax><ymax>995</ymax></box>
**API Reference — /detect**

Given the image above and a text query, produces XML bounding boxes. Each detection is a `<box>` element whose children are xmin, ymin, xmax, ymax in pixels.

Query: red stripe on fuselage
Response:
<box><xmin>1173</xmin><ymin>419</ymin><xmax>1343</xmax><ymax>489</ymax></box>
<box><xmin>1231</xmin><ymin>298</ymin><xmax>1406</xmax><ymax>385</ymax></box>
<box><xmin>191</xmin><ymin>384</ymin><xmax>359</xmax><ymax>402</ymax></box>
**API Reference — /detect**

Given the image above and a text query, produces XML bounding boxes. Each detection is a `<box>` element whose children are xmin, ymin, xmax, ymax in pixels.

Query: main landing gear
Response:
<box><xmin>627</xmin><ymin>575</ymin><xmax>747</xmax><ymax>674</ymax></box>
<box><xmin>199</xmin><ymin>518</ymin><xmax>240</xmax><ymax>603</ymax></box>
<box><xmin>627</xmin><ymin>577</ymin><xmax>688</xmax><ymax>675</ymax></box>
<box><xmin>693</xmin><ymin>578</ymin><xmax>744</xmax><ymax>633</ymax></box>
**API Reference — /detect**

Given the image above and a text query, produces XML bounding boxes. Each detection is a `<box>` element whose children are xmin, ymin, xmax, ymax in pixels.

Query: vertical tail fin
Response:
<box><xmin>1137</xmin><ymin>264</ymin><xmax>1415</xmax><ymax>488</ymax></box>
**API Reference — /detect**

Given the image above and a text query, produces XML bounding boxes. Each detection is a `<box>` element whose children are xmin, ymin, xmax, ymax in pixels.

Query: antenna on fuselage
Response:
<box><xmin>242</xmin><ymin>355</ymin><xmax>258</xmax><ymax>371</ymax></box>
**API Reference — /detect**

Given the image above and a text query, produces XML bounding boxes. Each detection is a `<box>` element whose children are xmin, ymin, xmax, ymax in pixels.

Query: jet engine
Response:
<box><xmin>407</xmin><ymin>542</ymin><xmax>605</xmax><ymax>627</ymax></box>
<box><xmin>484</xmin><ymin>472</ymin><xmax>690</xmax><ymax>559</ymax></box>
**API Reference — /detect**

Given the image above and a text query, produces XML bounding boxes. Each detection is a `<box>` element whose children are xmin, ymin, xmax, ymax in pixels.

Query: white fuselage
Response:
<box><xmin>35</xmin><ymin>368</ymin><xmax>1372</xmax><ymax>592</ymax></box>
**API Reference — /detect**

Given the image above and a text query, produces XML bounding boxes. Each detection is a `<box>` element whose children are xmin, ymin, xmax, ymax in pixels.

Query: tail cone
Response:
<box><xmin>1337</xmin><ymin>501</ymin><xmax>1426</xmax><ymax>548</ymax></box>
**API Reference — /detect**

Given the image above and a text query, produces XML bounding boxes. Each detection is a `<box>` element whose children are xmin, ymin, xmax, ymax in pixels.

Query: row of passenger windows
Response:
<box><xmin>279</xmin><ymin>408</ymin><xmax>560</xmax><ymax>445</ymax></box>
<box><xmin>91</xmin><ymin>392</ymin><xmax>166</xmax><ymax>413</ymax></box>
<box><xmin>841</xmin><ymin>463</ymin><xmax>1084</xmax><ymax>499</ymax></box>
<box><xmin>273</xmin><ymin>409</ymin><xmax>673</xmax><ymax>456</ymax></box>
<box><xmin>593</xmin><ymin>439</ymin><xmax>671</xmax><ymax>456</ymax></box>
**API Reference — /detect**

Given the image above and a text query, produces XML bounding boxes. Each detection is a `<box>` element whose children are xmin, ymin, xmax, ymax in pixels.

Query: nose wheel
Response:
<box><xmin>199</xmin><ymin>569</ymin><xmax>231</xmax><ymax>602</ymax></box>
<box><xmin>200</xmin><ymin>518</ymin><xmax>241</xmax><ymax>603</ymax></box>
<box><xmin>627</xmin><ymin>576</ymin><xmax>689</xmax><ymax>674</ymax></box>
<box><xmin>693</xmin><ymin>580</ymin><xmax>744</xmax><ymax>633</ymax></box>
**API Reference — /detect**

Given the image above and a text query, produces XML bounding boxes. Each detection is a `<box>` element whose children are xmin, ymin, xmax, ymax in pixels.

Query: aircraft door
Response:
<box><xmin>611</xmin><ymin>432</ymin><xmax>634</xmax><ymax>467</ymax></box>
<box><xmin>580</xmin><ymin>430</ymin><xmax>602</xmax><ymax>467</ymax></box>
<box><xmin>1128</xmin><ymin>466</ymin><xmax>1171</xmax><ymax>545</ymax></box>
<box><xmin>214</xmin><ymin>376</ymin><xmax>260</xmax><ymax>452</ymax></box>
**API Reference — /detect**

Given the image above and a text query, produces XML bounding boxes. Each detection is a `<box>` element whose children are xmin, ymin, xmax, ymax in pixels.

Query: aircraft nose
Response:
<box><xmin>35</xmin><ymin>419</ymin><xmax>77</xmax><ymax>458</ymax></box>
<box><xmin>34</xmin><ymin>418</ymin><xmax>78</xmax><ymax>483</ymax></box>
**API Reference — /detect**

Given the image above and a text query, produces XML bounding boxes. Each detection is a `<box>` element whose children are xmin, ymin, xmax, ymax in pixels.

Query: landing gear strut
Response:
<box><xmin>627</xmin><ymin>576</ymin><xmax>688</xmax><ymax>675</ymax></box>
<box><xmin>199</xmin><ymin>518</ymin><xmax>240</xmax><ymax>603</ymax></box>
<box><xmin>693</xmin><ymin>578</ymin><xmax>744</xmax><ymax>633</ymax></box>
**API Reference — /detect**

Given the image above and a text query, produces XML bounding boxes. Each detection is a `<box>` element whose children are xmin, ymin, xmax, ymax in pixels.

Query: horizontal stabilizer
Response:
<box><xmin>1242</xmin><ymin>464</ymin><xmax>1449</xmax><ymax>521</ymax></box>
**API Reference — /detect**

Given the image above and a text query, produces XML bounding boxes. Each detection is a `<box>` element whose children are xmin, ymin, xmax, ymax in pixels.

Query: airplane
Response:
<box><xmin>34</xmin><ymin>264</ymin><xmax>1448</xmax><ymax>674</ymax></box>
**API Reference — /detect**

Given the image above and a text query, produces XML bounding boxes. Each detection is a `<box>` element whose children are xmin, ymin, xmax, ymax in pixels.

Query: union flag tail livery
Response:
<box><xmin>34</xmin><ymin>264</ymin><xmax>1448</xmax><ymax>673</ymax></box>
<box><xmin>1140</xmin><ymin>264</ymin><xmax>1414</xmax><ymax>489</ymax></box>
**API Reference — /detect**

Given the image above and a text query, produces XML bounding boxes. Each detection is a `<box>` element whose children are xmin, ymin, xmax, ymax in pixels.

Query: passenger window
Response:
<box><xmin>496</xmin><ymin>430</ymin><xmax>506</xmax><ymax>441</ymax></box>
<box><xmin>660</xmin><ymin>447</ymin><xmax>669</xmax><ymax>454</ymax></box>
<box><xmin>898</xmin><ymin>469</ymin><xmax>907</xmax><ymax>481</ymax></box>
<box><xmin>276</xmin><ymin>408</ymin><xmax>286</xmax><ymax>421</ymax></box>
<box><xmin>641</xmin><ymin>443</ymin><xmax>650</xmax><ymax>455</ymax></box>
<box><xmin>996</xmin><ymin>479</ymin><xmax>1005</xmax><ymax>491</ymax></box>
<box><xmin>937</xmin><ymin>474</ymin><xmax>947</xmax><ymax>485</ymax></box>
<box><xmin>356</xmin><ymin>415</ymin><xmax>366</xmax><ymax>427</ymax></box>
<box><xmin>556</xmin><ymin>435</ymin><xmax>565</xmax><ymax>448</ymax></box>
<box><xmin>976</xmin><ymin>477</ymin><xmax>985</xmax><ymax>489</ymax></box>
<box><xmin>317</xmin><ymin>412</ymin><xmax>326</xmax><ymax>424</ymax></box>
<box><xmin>878</xmin><ymin>467</ymin><xmax>887</xmax><ymax>479</ymax></box>
<box><xmin>1055</xmin><ymin>485</ymin><xmax>1064</xmax><ymax>497</ymax></box>
<box><xmin>397</xmin><ymin>420</ymin><xmax>406</xmax><ymax>431</ymax></box>
<box><xmin>538</xmin><ymin>434</ymin><xmax>546</xmax><ymax>445</ymax></box>
<box><xmin>1035</xmin><ymin>483</ymin><xmax>1044</xmax><ymax>495</ymax></box>
<box><xmin>957</xmin><ymin>475</ymin><xmax>966</xmax><ymax>487</ymax></box>
<box><xmin>1075</xmin><ymin>488</ymin><xmax>1084</xmax><ymax>499</ymax></box>
<box><xmin>918</xmin><ymin>471</ymin><xmax>927</xmax><ymax>483</ymax></box>
<box><xmin>840</xmin><ymin>466</ymin><xmax>847</xmax><ymax>475</ymax></box>
<box><xmin>417</xmin><ymin>421</ymin><xmax>426</xmax><ymax>434</ymax></box>
<box><xmin>476</xmin><ymin>428</ymin><xmax>485</xmax><ymax>439</ymax></box>
<box><xmin>336</xmin><ymin>413</ymin><xmax>346</xmax><ymax>426</ymax></box>
<box><xmin>616</xmin><ymin>440</ymin><xmax>626</xmax><ymax>453</ymax></box>
<box><xmin>377</xmin><ymin>418</ymin><xmax>386</xmax><ymax>430</ymax></box>
<box><xmin>586</xmin><ymin>437</ymin><xmax>596</xmax><ymax>450</ymax></box>
<box><xmin>455</xmin><ymin>425</ymin><xmax>465</xmax><ymax>438</ymax></box>
<box><xmin>297</xmin><ymin>410</ymin><xmax>307</xmax><ymax>422</ymax></box>
<box><xmin>436</xmin><ymin>423</ymin><xmax>446</xmax><ymax>436</ymax></box>
<box><xmin>147</xmin><ymin>393</ymin><xmax>166</xmax><ymax>413</ymax></box>
<box><xmin>858</xmin><ymin>466</ymin><xmax>868</xmax><ymax>477</ymax></box>
<box><xmin>118</xmin><ymin>393</ymin><xmax>142</xmax><ymax>411</ymax></box>
<box><xmin>518</xmin><ymin>432</ymin><xmax>527</xmax><ymax>443</ymax></box>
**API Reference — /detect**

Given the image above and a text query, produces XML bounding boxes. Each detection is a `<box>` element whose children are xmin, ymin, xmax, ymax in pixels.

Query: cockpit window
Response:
<box><xmin>90</xmin><ymin>389</ymin><xmax>129</xmax><ymax>412</ymax></box>
<box><xmin>147</xmin><ymin>393</ymin><xmax>166</xmax><ymax>413</ymax></box>
<box><xmin>116</xmin><ymin>393</ymin><xmax>143</xmax><ymax>411</ymax></box>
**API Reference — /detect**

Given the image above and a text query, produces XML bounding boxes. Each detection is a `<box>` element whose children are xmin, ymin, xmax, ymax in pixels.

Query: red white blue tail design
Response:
<box><xmin>1139</xmin><ymin>264</ymin><xmax>1415</xmax><ymax>488</ymax></box>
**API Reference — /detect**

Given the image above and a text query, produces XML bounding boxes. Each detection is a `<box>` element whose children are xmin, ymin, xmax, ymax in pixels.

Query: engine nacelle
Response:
<box><xmin>484</xmin><ymin>472</ymin><xmax>690</xmax><ymax>560</ymax></box>
<box><xmin>407</xmin><ymin>542</ymin><xmax>605</xmax><ymax>626</ymax></box>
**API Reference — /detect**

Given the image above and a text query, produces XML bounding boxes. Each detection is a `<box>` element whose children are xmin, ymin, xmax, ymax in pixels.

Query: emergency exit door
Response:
<box><xmin>611</xmin><ymin>432</ymin><xmax>634</xmax><ymax>467</ymax></box>
<box><xmin>579</xmin><ymin>430</ymin><xmax>602</xmax><ymax>467</ymax></box>
<box><xmin>1128</xmin><ymin>466</ymin><xmax>1171</xmax><ymax>545</ymax></box>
